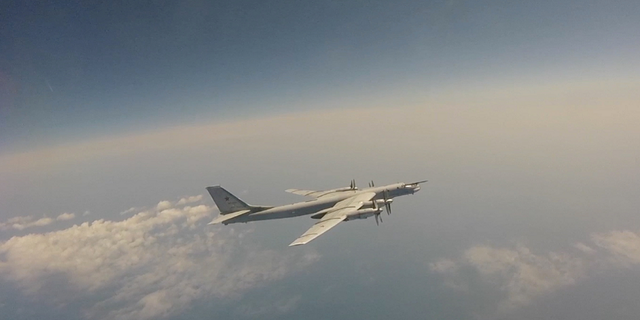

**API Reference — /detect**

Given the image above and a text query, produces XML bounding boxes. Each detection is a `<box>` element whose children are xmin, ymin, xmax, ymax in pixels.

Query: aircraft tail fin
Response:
<box><xmin>206</xmin><ymin>186</ymin><xmax>252</xmax><ymax>215</ymax></box>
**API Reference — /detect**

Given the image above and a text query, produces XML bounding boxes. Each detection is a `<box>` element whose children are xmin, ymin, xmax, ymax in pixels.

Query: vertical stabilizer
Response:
<box><xmin>206</xmin><ymin>186</ymin><xmax>251</xmax><ymax>214</ymax></box>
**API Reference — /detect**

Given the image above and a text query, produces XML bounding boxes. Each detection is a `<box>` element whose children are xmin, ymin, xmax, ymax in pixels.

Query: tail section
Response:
<box><xmin>206</xmin><ymin>186</ymin><xmax>251</xmax><ymax>214</ymax></box>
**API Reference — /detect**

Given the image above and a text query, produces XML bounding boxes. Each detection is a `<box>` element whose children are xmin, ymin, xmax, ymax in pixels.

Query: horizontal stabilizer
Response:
<box><xmin>208</xmin><ymin>209</ymin><xmax>251</xmax><ymax>225</ymax></box>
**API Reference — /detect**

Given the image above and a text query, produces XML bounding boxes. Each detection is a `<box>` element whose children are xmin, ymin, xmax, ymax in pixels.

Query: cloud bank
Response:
<box><xmin>0</xmin><ymin>197</ymin><xmax>319</xmax><ymax>319</ymax></box>
<box><xmin>431</xmin><ymin>229</ymin><xmax>640</xmax><ymax>314</ymax></box>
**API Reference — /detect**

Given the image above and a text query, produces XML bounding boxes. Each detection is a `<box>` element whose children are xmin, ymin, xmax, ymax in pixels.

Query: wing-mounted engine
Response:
<box><xmin>361</xmin><ymin>199</ymin><xmax>393</xmax><ymax>208</ymax></box>
<box><xmin>344</xmin><ymin>207</ymin><xmax>383</xmax><ymax>221</ymax></box>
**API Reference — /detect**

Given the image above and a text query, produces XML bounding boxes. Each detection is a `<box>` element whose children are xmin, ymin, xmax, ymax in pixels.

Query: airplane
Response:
<box><xmin>206</xmin><ymin>180</ymin><xmax>426</xmax><ymax>246</ymax></box>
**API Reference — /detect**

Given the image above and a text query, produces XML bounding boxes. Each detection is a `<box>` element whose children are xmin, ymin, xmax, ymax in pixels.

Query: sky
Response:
<box><xmin>1</xmin><ymin>1</ymin><xmax>640</xmax><ymax>319</ymax></box>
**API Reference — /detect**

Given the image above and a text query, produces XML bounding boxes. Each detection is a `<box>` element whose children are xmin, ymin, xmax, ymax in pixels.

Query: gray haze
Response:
<box><xmin>2</xmin><ymin>83</ymin><xmax>639</xmax><ymax>319</ymax></box>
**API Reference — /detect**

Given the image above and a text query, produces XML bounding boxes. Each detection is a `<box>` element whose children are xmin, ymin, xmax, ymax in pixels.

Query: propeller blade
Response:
<box><xmin>373</xmin><ymin>199</ymin><xmax>382</xmax><ymax>225</ymax></box>
<box><xmin>383</xmin><ymin>190</ymin><xmax>391</xmax><ymax>215</ymax></box>
<box><xmin>371</xmin><ymin>180</ymin><xmax>375</xmax><ymax>187</ymax></box>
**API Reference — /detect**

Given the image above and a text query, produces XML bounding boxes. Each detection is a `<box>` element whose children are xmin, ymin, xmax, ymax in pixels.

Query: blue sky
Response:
<box><xmin>2</xmin><ymin>0</ymin><xmax>639</xmax><ymax>152</ymax></box>
<box><xmin>1</xmin><ymin>1</ymin><xmax>640</xmax><ymax>320</ymax></box>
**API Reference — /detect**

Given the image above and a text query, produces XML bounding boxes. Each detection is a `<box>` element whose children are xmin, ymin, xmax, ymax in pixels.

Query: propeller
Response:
<box><xmin>382</xmin><ymin>190</ymin><xmax>392</xmax><ymax>215</ymax></box>
<box><xmin>368</xmin><ymin>180</ymin><xmax>375</xmax><ymax>188</ymax></box>
<box><xmin>350</xmin><ymin>179</ymin><xmax>358</xmax><ymax>190</ymax></box>
<box><xmin>373</xmin><ymin>200</ymin><xmax>382</xmax><ymax>225</ymax></box>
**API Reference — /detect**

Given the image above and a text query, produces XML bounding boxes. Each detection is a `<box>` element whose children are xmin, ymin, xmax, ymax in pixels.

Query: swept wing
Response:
<box><xmin>289</xmin><ymin>192</ymin><xmax>376</xmax><ymax>246</ymax></box>
<box><xmin>285</xmin><ymin>189</ymin><xmax>324</xmax><ymax>197</ymax></box>
<box><xmin>285</xmin><ymin>188</ymin><xmax>357</xmax><ymax>199</ymax></box>
<box><xmin>286</xmin><ymin>180</ymin><xmax>358</xmax><ymax>199</ymax></box>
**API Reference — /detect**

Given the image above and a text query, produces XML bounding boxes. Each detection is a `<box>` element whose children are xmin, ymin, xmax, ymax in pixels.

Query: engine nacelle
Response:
<box><xmin>345</xmin><ymin>208</ymin><xmax>382</xmax><ymax>221</ymax></box>
<box><xmin>361</xmin><ymin>199</ymin><xmax>393</xmax><ymax>209</ymax></box>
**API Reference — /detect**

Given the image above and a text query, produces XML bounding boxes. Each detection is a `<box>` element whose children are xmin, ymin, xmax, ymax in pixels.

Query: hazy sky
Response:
<box><xmin>1</xmin><ymin>1</ymin><xmax>640</xmax><ymax>320</ymax></box>
<box><xmin>2</xmin><ymin>0</ymin><xmax>639</xmax><ymax>151</ymax></box>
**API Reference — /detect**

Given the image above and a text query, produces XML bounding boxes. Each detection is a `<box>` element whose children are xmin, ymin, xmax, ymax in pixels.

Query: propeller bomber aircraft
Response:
<box><xmin>206</xmin><ymin>180</ymin><xmax>426</xmax><ymax>246</ymax></box>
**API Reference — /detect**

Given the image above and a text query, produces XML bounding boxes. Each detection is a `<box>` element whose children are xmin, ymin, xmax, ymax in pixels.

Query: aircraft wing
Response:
<box><xmin>289</xmin><ymin>192</ymin><xmax>376</xmax><ymax>246</ymax></box>
<box><xmin>285</xmin><ymin>188</ymin><xmax>356</xmax><ymax>199</ymax></box>
<box><xmin>285</xmin><ymin>189</ymin><xmax>321</xmax><ymax>197</ymax></box>
<box><xmin>208</xmin><ymin>209</ymin><xmax>251</xmax><ymax>225</ymax></box>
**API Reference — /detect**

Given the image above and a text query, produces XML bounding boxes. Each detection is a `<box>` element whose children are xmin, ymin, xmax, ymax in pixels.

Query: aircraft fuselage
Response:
<box><xmin>226</xmin><ymin>183</ymin><xmax>418</xmax><ymax>224</ymax></box>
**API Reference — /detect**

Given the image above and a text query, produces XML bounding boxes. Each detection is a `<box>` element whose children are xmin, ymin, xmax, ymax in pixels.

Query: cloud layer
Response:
<box><xmin>0</xmin><ymin>197</ymin><xmax>319</xmax><ymax>319</ymax></box>
<box><xmin>431</xmin><ymin>229</ymin><xmax>640</xmax><ymax>313</ymax></box>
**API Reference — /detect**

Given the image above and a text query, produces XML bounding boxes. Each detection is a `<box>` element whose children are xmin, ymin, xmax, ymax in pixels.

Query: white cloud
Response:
<box><xmin>464</xmin><ymin>245</ymin><xmax>585</xmax><ymax>310</ymax></box>
<box><xmin>119</xmin><ymin>207</ymin><xmax>138</xmax><ymax>216</ymax></box>
<box><xmin>156</xmin><ymin>200</ymin><xmax>173</xmax><ymax>211</ymax></box>
<box><xmin>592</xmin><ymin>230</ymin><xmax>640</xmax><ymax>266</ymax></box>
<box><xmin>0</xmin><ymin>197</ymin><xmax>319</xmax><ymax>320</ymax></box>
<box><xmin>432</xmin><ymin>230</ymin><xmax>640</xmax><ymax>313</ymax></box>
<box><xmin>0</xmin><ymin>215</ymin><xmax>55</xmax><ymax>231</ymax></box>
<box><xmin>31</xmin><ymin>217</ymin><xmax>54</xmax><ymax>227</ymax></box>
<box><xmin>574</xmin><ymin>242</ymin><xmax>596</xmax><ymax>254</ymax></box>
<box><xmin>7</xmin><ymin>216</ymin><xmax>31</xmax><ymax>224</ymax></box>
<box><xmin>1</xmin><ymin>212</ymin><xmax>78</xmax><ymax>231</ymax></box>
<box><xmin>433</xmin><ymin>245</ymin><xmax>586</xmax><ymax>311</ymax></box>
<box><xmin>56</xmin><ymin>212</ymin><xmax>76</xmax><ymax>221</ymax></box>
<box><xmin>176</xmin><ymin>195</ymin><xmax>203</xmax><ymax>205</ymax></box>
